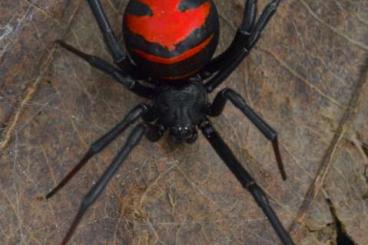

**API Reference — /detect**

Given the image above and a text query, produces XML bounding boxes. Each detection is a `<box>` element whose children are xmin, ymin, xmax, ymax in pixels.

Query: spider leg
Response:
<box><xmin>207</xmin><ymin>88</ymin><xmax>286</xmax><ymax>180</ymax></box>
<box><xmin>59</xmin><ymin>124</ymin><xmax>146</xmax><ymax>245</ymax></box>
<box><xmin>200</xmin><ymin>120</ymin><xmax>295</xmax><ymax>245</ymax></box>
<box><xmin>203</xmin><ymin>0</ymin><xmax>281</xmax><ymax>92</ymax></box>
<box><xmin>46</xmin><ymin>104</ymin><xmax>150</xmax><ymax>199</ymax></box>
<box><xmin>87</xmin><ymin>0</ymin><xmax>126</xmax><ymax>65</ymax></box>
<box><xmin>146</xmin><ymin>123</ymin><xmax>166</xmax><ymax>142</ymax></box>
<box><xmin>200</xmin><ymin>0</ymin><xmax>257</xmax><ymax>78</ymax></box>
<box><xmin>240</xmin><ymin>0</ymin><xmax>258</xmax><ymax>33</ymax></box>
<box><xmin>56</xmin><ymin>41</ymin><xmax>154</xmax><ymax>98</ymax></box>
<box><xmin>247</xmin><ymin>0</ymin><xmax>281</xmax><ymax>47</ymax></box>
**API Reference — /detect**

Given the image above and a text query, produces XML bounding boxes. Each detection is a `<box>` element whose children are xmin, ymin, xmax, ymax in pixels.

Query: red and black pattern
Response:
<box><xmin>123</xmin><ymin>0</ymin><xmax>219</xmax><ymax>80</ymax></box>
<box><xmin>50</xmin><ymin>1</ymin><xmax>295</xmax><ymax>245</ymax></box>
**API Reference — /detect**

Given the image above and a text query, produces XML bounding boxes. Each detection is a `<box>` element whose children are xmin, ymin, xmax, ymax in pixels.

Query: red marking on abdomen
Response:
<box><xmin>126</xmin><ymin>0</ymin><xmax>210</xmax><ymax>50</ymax></box>
<box><xmin>133</xmin><ymin>35</ymin><xmax>213</xmax><ymax>64</ymax></box>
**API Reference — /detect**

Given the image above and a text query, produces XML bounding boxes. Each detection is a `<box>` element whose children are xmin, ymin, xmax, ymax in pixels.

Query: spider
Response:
<box><xmin>46</xmin><ymin>0</ymin><xmax>295</xmax><ymax>244</ymax></box>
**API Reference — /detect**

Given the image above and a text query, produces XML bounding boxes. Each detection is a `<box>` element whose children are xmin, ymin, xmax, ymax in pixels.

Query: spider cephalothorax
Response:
<box><xmin>152</xmin><ymin>82</ymin><xmax>208</xmax><ymax>143</ymax></box>
<box><xmin>47</xmin><ymin>1</ymin><xmax>295</xmax><ymax>245</ymax></box>
<box><xmin>123</xmin><ymin>0</ymin><xmax>219</xmax><ymax>79</ymax></box>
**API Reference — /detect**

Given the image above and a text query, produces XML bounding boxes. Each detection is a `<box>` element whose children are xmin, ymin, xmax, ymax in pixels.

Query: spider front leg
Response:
<box><xmin>46</xmin><ymin>104</ymin><xmax>150</xmax><ymax>199</ymax></box>
<box><xmin>203</xmin><ymin>0</ymin><xmax>281</xmax><ymax>92</ymax></box>
<box><xmin>87</xmin><ymin>0</ymin><xmax>126</xmax><ymax>65</ymax></box>
<box><xmin>145</xmin><ymin>123</ymin><xmax>166</xmax><ymax>142</ymax></box>
<box><xmin>200</xmin><ymin>121</ymin><xmax>295</xmax><ymax>245</ymax></box>
<box><xmin>207</xmin><ymin>88</ymin><xmax>286</xmax><ymax>180</ymax></box>
<box><xmin>60</xmin><ymin>124</ymin><xmax>146</xmax><ymax>245</ymax></box>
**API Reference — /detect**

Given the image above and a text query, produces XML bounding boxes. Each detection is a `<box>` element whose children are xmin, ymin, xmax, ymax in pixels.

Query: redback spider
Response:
<box><xmin>46</xmin><ymin>0</ymin><xmax>295</xmax><ymax>244</ymax></box>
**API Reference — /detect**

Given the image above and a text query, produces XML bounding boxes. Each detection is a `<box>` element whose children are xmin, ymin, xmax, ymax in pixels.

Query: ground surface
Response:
<box><xmin>1</xmin><ymin>0</ymin><xmax>368</xmax><ymax>244</ymax></box>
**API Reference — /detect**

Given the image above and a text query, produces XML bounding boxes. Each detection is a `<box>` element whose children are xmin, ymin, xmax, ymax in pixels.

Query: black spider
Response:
<box><xmin>46</xmin><ymin>0</ymin><xmax>295</xmax><ymax>244</ymax></box>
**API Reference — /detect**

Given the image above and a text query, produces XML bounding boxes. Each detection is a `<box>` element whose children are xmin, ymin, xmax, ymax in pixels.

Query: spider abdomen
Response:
<box><xmin>123</xmin><ymin>0</ymin><xmax>219</xmax><ymax>80</ymax></box>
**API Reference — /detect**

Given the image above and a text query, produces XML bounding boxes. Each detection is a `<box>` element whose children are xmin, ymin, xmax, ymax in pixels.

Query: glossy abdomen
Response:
<box><xmin>123</xmin><ymin>0</ymin><xmax>219</xmax><ymax>80</ymax></box>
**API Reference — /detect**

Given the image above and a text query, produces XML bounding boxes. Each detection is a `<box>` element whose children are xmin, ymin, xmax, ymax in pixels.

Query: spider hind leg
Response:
<box><xmin>201</xmin><ymin>0</ymin><xmax>281</xmax><ymax>92</ymax></box>
<box><xmin>55</xmin><ymin>40</ymin><xmax>154</xmax><ymax>98</ymax></box>
<box><xmin>87</xmin><ymin>0</ymin><xmax>126</xmax><ymax>65</ymax></box>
